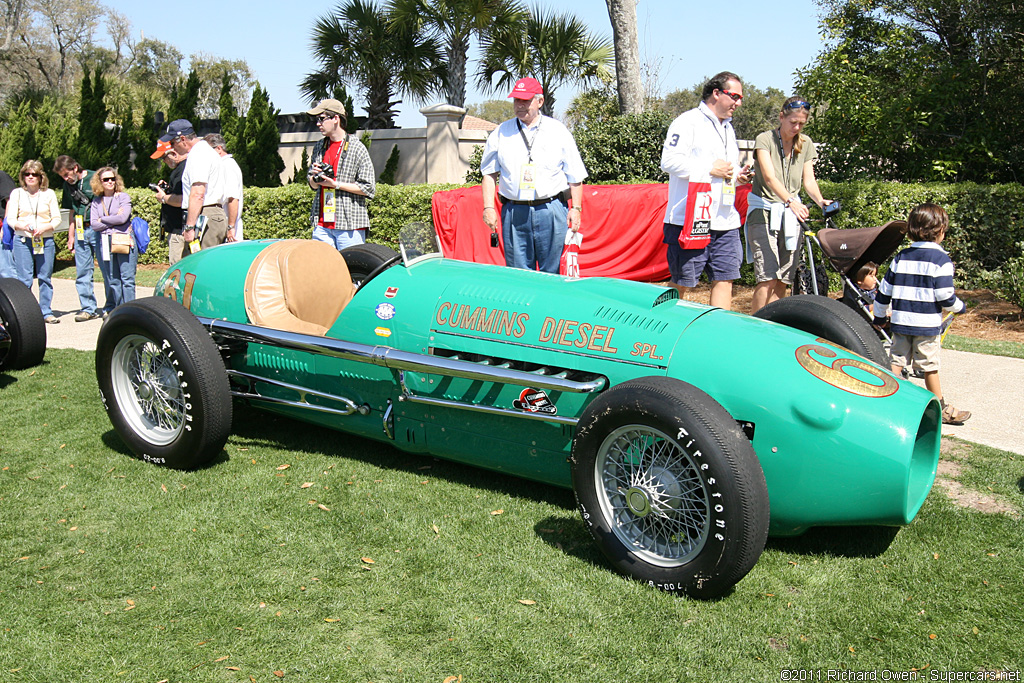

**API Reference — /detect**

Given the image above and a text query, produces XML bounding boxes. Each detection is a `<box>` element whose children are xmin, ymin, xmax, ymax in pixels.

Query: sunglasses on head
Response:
<box><xmin>719</xmin><ymin>89</ymin><xmax>743</xmax><ymax>102</ymax></box>
<box><xmin>783</xmin><ymin>100</ymin><xmax>812</xmax><ymax>111</ymax></box>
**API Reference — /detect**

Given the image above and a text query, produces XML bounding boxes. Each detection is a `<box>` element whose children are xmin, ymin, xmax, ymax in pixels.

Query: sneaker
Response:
<box><xmin>941</xmin><ymin>401</ymin><xmax>971</xmax><ymax>425</ymax></box>
<box><xmin>44</xmin><ymin>315</ymin><xmax>60</xmax><ymax>324</ymax></box>
<box><xmin>74</xmin><ymin>310</ymin><xmax>101</xmax><ymax>322</ymax></box>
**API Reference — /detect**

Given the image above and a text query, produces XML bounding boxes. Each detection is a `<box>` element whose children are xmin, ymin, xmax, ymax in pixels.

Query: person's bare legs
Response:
<box><xmin>750</xmin><ymin>279</ymin><xmax>788</xmax><ymax>313</ymax></box>
<box><xmin>923</xmin><ymin>370</ymin><xmax>941</xmax><ymax>400</ymax></box>
<box><xmin>709</xmin><ymin>280</ymin><xmax>734</xmax><ymax>310</ymax></box>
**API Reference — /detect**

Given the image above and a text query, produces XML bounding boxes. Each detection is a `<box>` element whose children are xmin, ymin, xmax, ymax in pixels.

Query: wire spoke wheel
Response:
<box><xmin>110</xmin><ymin>334</ymin><xmax>186</xmax><ymax>446</ymax></box>
<box><xmin>597</xmin><ymin>425</ymin><xmax>709</xmax><ymax>567</ymax></box>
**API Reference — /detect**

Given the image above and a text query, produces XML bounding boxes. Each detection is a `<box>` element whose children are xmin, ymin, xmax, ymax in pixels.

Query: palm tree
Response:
<box><xmin>386</xmin><ymin>0</ymin><xmax>527</xmax><ymax>110</ymax></box>
<box><xmin>301</xmin><ymin>0</ymin><xmax>444</xmax><ymax>129</ymax></box>
<box><xmin>476</xmin><ymin>6</ymin><xmax>614</xmax><ymax>116</ymax></box>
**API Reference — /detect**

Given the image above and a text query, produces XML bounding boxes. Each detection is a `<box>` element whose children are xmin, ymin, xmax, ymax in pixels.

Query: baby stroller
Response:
<box><xmin>796</xmin><ymin>202</ymin><xmax>909</xmax><ymax>344</ymax></box>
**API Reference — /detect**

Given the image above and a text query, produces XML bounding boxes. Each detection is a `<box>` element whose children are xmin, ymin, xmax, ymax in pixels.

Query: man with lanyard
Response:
<box><xmin>160</xmin><ymin>119</ymin><xmax>229</xmax><ymax>250</ymax></box>
<box><xmin>480</xmin><ymin>77</ymin><xmax>586</xmax><ymax>273</ymax></box>
<box><xmin>306</xmin><ymin>99</ymin><xmax>375</xmax><ymax>250</ymax></box>
<box><xmin>151</xmin><ymin>140</ymin><xmax>189</xmax><ymax>265</ymax></box>
<box><xmin>660</xmin><ymin>71</ymin><xmax>754</xmax><ymax>309</ymax></box>
<box><xmin>53</xmin><ymin>155</ymin><xmax>102</xmax><ymax>321</ymax></box>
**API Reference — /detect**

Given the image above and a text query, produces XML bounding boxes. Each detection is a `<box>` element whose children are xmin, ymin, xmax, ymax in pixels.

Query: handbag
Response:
<box><xmin>678</xmin><ymin>181</ymin><xmax>713</xmax><ymax>250</ymax></box>
<box><xmin>110</xmin><ymin>231</ymin><xmax>132</xmax><ymax>254</ymax></box>
<box><xmin>559</xmin><ymin>230</ymin><xmax>583</xmax><ymax>278</ymax></box>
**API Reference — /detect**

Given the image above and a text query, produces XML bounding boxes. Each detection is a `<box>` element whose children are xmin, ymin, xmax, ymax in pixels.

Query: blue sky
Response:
<box><xmin>103</xmin><ymin>0</ymin><xmax>829</xmax><ymax>126</ymax></box>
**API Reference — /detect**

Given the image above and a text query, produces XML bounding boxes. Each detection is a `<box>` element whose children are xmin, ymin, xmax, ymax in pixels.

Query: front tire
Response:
<box><xmin>0</xmin><ymin>277</ymin><xmax>46</xmax><ymax>370</ymax></box>
<box><xmin>96</xmin><ymin>297</ymin><xmax>232</xmax><ymax>469</ymax></box>
<box><xmin>754</xmin><ymin>295</ymin><xmax>888</xmax><ymax>367</ymax></box>
<box><xmin>571</xmin><ymin>377</ymin><xmax>769</xmax><ymax>599</ymax></box>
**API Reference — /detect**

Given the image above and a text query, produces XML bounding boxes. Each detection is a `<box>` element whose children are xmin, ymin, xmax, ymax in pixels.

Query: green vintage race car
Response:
<box><xmin>95</xmin><ymin>225</ymin><xmax>941</xmax><ymax>599</ymax></box>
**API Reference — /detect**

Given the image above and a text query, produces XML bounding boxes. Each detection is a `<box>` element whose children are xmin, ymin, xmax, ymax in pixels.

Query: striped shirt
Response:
<box><xmin>873</xmin><ymin>241</ymin><xmax>965</xmax><ymax>336</ymax></box>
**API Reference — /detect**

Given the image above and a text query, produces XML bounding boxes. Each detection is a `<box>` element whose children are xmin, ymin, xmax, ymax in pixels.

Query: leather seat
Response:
<box><xmin>243</xmin><ymin>240</ymin><xmax>354</xmax><ymax>336</ymax></box>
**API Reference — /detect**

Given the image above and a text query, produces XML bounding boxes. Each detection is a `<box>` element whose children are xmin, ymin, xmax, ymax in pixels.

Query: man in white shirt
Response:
<box><xmin>480</xmin><ymin>77</ymin><xmax>587</xmax><ymax>273</ymax></box>
<box><xmin>160</xmin><ymin>119</ymin><xmax>229</xmax><ymax>249</ymax></box>
<box><xmin>204</xmin><ymin>133</ymin><xmax>244</xmax><ymax>241</ymax></box>
<box><xmin>660</xmin><ymin>71</ymin><xmax>754</xmax><ymax>309</ymax></box>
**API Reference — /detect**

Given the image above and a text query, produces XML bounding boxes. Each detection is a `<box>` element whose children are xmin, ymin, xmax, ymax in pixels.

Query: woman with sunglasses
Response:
<box><xmin>89</xmin><ymin>167</ymin><xmax>136</xmax><ymax>315</ymax></box>
<box><xmin>4</xmin><ymin>160</ymin><xmax>63</xmax><ymax>322</ymax></box>
<box><xmin>746</xmin><ymin>96</ymin><xmax>831</xmax><ymax>314</ymax></box>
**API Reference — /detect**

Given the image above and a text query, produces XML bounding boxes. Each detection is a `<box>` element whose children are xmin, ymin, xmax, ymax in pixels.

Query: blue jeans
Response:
<box><xmin>97</xmin><ymin>236</ymin><xmax>137</xmax><ymax>311</ymax></box>
<box><xmin>501</xmin><ymin>199</ymin><xmax>568</xmax><ymax>273</ymax></box>
<box><xmin>11</xmin><ymin>234</ymin><xmax>55</xmax><ymax>316</ymax></box>
<box><xmin>74</xmin><ymin>228</ymin><xmax>100</xmax><ymax>314</ymax></box>
<box><xmin>0</xmin><ymin>246</ymin><xmax>14</xmax><ymax>279</ymax></box>
<box><xmin>313</xmin><ymin>225</ymin><xmax>366</xmax><ymax>251</ymax></box>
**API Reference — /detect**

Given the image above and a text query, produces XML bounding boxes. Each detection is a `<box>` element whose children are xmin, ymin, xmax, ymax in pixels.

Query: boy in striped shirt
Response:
<box><xmin>873</xmin><ymin>203</ymin><xmax>970</xmax><ymax>425</ymax></box>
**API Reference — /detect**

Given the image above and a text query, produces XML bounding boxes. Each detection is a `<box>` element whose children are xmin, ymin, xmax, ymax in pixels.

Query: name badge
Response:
<box><xmin>32</xmin><ymin>235</ymin><xmax>44</xmax><ymax>255</ymax></box>
<box><xmin>75</xmin><ymin>215</ymin><xmax>85</xmax><ymax>241</ymax></box>
<box><xmin>322</xmin><ymin>188</ymin><xmax>336</xmax><ymax>223</ymax></box>
<box><xmin>721</xmin><ymin>181</ymin><xmax>736</xmax><ymax>207</ymax></box>
<box><xmin>518</xmin><ymin>164</ymin><xmax>537</xmax><ymax>201</ymax></box>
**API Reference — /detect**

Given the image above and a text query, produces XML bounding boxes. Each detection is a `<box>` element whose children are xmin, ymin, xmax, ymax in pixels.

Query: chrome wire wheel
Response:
<box><xmin>109</xmin><ymin>334</ymin><xmax>186</xmax><ymax>447</ymax></box>
<box><xmin>594</xmin><ymin>425</ymin><xmax>710</xmax><ymax>568</ymax></box>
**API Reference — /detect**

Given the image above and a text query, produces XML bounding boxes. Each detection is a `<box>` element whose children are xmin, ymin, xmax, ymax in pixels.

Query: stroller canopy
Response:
<box><xmin>816</xmin><ymin>220</ymin><xmax>908</xmax><ymax>277</ymax></box>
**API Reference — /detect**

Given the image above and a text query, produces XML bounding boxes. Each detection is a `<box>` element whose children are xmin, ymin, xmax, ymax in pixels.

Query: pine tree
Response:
<box><xmin>0</xmin><ymin>101</ymin><xmax>38</xmax><ymax>177</ymax></box>
<box><xmin>291</xmin><ymin>147</ymin><xmax>310</xmax><ymax>184</ymax></box>
<box><xmin>131</xmin><ymin>102</ymin><xmax>161</xmax><ymax>186</ymax></box>
<box><xmin>167</xmin><ymin>70</ymin><xmax>201</xmax><ymax>124</ymax></box>
<box><xmin>110</xmin><ymin>107</ymin><xmax>134</xmax><ymax>184</ymax></box>
<box><xmin>241</xmin><ymin>84</ymin><xmax>284</xmax><ymax>187</ymax></box>
<box><xmin>218</xmin><ymin>73</ymin><xmax>241</xmax><ymax>157</ymax></box>
<box><xmin>76</xmin><ymin>67</ymin><xmax>115</xmax><ymax>169</ymax></box>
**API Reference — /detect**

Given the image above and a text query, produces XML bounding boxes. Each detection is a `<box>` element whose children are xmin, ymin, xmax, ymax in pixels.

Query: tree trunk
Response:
<box><xmin>605</xmin><ymin>0</ymin><xmax>643</xmax><ymax>115</ymax></box>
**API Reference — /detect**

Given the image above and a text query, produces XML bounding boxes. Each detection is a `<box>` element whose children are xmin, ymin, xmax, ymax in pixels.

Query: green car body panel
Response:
<box><xmin>157</xmin><ymin>240</ymin><xmax>941</xmax><ymax>537</ymax></box>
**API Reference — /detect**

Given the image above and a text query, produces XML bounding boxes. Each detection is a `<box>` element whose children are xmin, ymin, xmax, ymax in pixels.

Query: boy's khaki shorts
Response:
<box><xmin>890</xmin><ymin>333</ymin><xmax>942</xmax><ymax>373</ymax></box>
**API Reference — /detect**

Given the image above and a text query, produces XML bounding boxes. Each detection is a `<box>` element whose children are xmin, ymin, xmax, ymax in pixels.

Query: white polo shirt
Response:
<box><xmin>181</xmin><ymin>140</ymin><xmax>226</xmax><ymax>210</ymax></box>
<box><xmin>480</xmin><ymin>114</ymin><xmax>587</xmax><ymax>202</ymax></box>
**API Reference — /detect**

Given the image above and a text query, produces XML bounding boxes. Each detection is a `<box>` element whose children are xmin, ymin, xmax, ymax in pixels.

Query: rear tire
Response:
<box><xmin>0</xmin><ymin>277</ymin><xmax>46</xmax><ymax>370</ymax></box>
<box><xmin>571</xmin><ymin>377</ymin><xmax>770</xmax><ymax>599</ymax></box>
<box><xmin>754</xmin><ymin>295</ymin><xmax>888</xmax><ymax>366</ymax></box>
<box><xmin>340</xmin><ymin>244</ymin><xmax>400</xmax><ymax>287</ymax></box>
<box><xmin>96</xmin><ymin>297</ymin><xmax>232</xmax><ymax>469</ymax></box>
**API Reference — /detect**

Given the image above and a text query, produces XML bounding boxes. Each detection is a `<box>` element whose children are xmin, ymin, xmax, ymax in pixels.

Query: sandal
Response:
<box><xmin>941</xmin><ymin>401</ymin><xmax>971</xmax><ymax>425</ymax></box>
<box><xmin>44</xmin><ymin>315</ymin><xmax>60</xmax><ymax>324</ymax></box>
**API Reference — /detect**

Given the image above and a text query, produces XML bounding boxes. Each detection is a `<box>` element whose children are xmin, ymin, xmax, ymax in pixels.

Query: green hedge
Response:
<box><xmin>57</xmin><ymin>180</ymin><xmax>1021</xmax><ymax>308</ymax></box>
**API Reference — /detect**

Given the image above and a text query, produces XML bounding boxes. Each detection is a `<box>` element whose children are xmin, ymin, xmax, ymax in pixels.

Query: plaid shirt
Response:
<box><xmin>308</xmin><ymin>134</ymin><xmax>376</xmax><ymax>232</ymax></box>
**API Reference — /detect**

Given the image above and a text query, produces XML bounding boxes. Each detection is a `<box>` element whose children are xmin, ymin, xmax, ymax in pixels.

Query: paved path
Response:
<box><xmin>33</xmin><ymin>278</ymin><xmax>1024</xmax><ymax>456</ymax></box>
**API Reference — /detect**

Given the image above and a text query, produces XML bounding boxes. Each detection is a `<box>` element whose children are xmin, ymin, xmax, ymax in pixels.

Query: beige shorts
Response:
<box><xmin>890</xmin><ymin>333</ymin><xmax>942</xmax><ymax>373</ymax></box>
<box><xmin>745</xmin><ymin>210</ymin><xmax>801</xmax><ymax>284</ymax></box>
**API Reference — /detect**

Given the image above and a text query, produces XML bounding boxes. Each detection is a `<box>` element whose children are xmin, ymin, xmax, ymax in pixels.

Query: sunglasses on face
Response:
<box><xmin>784</xmin><ymin>100</ymin><xmax>812</xmax><ymax>111</ymax></box>
<box><xmin>101</xmin><ymin>177</ymin><xmax>116</xmax><ymax>182</ymax></box>
<box><xmin>316</xmin><ymin>114</ymin><xmax>337</xmax><ymax>123</ymax></box>
<box><xmin>23</xmin><ymin>172</ymin><xmax>41</xmax><ymax>178</ymax></box>
<box><xmin>719</xmin><ymin>89</ymin><xmax>743</xmax><ymax>102</ymax></box>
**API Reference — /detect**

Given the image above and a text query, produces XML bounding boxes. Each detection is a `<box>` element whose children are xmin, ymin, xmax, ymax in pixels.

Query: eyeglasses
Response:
<box><xmin>719</xmin><ymin>89</ymin><xmax>743</xmax><ymax>102</ymax></box>
<box><xmin>316</xmin><ymin>114</ymin><xmax>336</xmax><ymax>123</ymax></box>
<box><xmin>22</xmin><ymin>172</ymin><xmax>41</xmax><ymax>178</ymax></box>
<box><xmin>783</xmin><ymin>100</ymin><xmax>812</xmax><ymax>111</ymax></box>
<box><xmin>101</xmin><ymin>177</ymin><xmax>116</xmax><ymax>183</ymax></box>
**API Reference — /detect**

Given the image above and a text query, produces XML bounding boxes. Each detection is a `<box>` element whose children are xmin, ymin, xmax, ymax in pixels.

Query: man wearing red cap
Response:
<box><xmin>480</xmin><ymin>77</ymin><xmax>587</xmax><ymax>273</ymax></box>
<box><xmin>150</xmin><ymin>140</ymin><xmax>189</xmax><ymax>265</ymax></box>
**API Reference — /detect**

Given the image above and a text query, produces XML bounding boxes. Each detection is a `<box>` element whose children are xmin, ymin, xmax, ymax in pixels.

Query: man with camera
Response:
<box><xmin>150</xmin><ymin>139</ymin><xmax>189</xmax><ymax>265</ymax></box>
<box><xmin>160</xmin><ymin>119</ymin><xmax>229</xmax><ymax>251</ymax></box>
<box><xmin>306</xmin><ymin>99</ymin><xmax>375</xmax><ymax>251</ymax></box>
<box><xmin>53</xmin><ymin>155</ymin><xmax>103</xmax><ymax>322</ymax></box>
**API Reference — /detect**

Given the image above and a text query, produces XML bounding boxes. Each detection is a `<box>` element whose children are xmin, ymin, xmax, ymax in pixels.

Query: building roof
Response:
<box><xmin>462</xmin><ymin>115</ymin><xmax>498</xmax><ymax>131</ymax></box>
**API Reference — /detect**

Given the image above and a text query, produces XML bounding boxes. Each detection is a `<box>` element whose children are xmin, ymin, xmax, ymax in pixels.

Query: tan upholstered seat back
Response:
<box><xmin>243</xmin><ymin>240</ymin><xmax>355</xmax><ymax>336</ymax></box>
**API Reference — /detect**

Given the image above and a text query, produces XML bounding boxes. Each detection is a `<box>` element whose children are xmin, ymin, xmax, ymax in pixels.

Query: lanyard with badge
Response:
<box><xmin>25</xmin><ymin>192</ymin><xmax>44</xmax><ymax>254</ymax></box>
<box><xmin>515</xmin><ymin>118</ymin><xmax>541</xmax><ymax>201</ymax></box>
<box><xmin>74</xmin><ymin>178</ymin><xmax>86</xmax><ymax>241</ymax></box>
<box><xmin>702</xmin><ymin>109</ymin><xmax>736</xmax><ymax>207</ymax></box>
<box><xmin>322</xmin><ymin>136</ymin><xmax>349</xmax><ymax>223</ymax></box>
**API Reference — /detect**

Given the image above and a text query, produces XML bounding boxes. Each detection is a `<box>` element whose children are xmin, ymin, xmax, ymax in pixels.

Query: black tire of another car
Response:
<box><xmin>96</xmin><ymin>296</ymin><xmax>232</xmax><ymax>469</ymax></box>
<box><xmin>340</xmin><ymin>243</ymin><xmax>400</xmax><ymax>287</ymax></box>
<box><xmin>0</xmin><ymin>276</ymin><xmax>46</xmax><ymax>370</ymax></box>
<box><xmin>570</xmin><ymin>377</ymin><xmax>770</xmax><ymax>600</ymax></box>
<box><xmin>754</xmin><ymin>295</ymin><xmax>888</xmax><ymax>367</ymax></box>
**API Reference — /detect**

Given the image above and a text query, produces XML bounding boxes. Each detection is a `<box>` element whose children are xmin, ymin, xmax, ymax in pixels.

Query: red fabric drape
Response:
<box><xmin>431</xmin><ymin>184</ymin><xmax>751</xmax><ymax>282</ymax></box>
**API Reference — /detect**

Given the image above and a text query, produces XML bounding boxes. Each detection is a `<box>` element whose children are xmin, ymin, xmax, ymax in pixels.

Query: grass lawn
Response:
<box><xmin>944</xmin><ymin>334</ymin><xmax>1024</xmax><ymax>360</ymax></box>
<box><xmin>52</xmin><ymin>259</ymin><xmax>168</xmax><ymax>289</ymax></box>
<box><xmin>1</xmin><ymin>350</ymin><xmax>1022</xmax><ymax>682</ymax></box>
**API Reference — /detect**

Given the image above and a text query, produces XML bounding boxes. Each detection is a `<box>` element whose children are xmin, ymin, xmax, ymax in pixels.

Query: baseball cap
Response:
<box><xmin>508</xmin><ymin>77</ymin><xmax>543</xmax><ymax>100</ymax></box>
<box><xmin>158</xmin><ymin>119</ymin><xmax>195</xmax><ymax>142</ymax></box>
<box><xmin>150</xmin><ymin>139</ymin><xmax>172</xmax><ymax>159</ymax></box>
<box><xmin>306</xmin><ymin>99</ymin><xmax>345</xmax><ymax>117</ymax></box>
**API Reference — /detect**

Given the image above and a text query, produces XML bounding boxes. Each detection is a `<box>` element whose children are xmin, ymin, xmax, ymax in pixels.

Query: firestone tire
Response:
<box><xmin>0</xmin><ymin>277</ymin><xmax>46</xmax><ymax>371</ymax></box>
<box><xmin>754</xmin><ymin>295</ymin><xmax>888</xmax><ymax>367</ymax></box>
<box><xmin>96</xmin><ymin>296</ymin><xmax>232</xmax><ymax>470</ymax></box>
<box><xmin>571</xmin><ymin>377</ymin><xmax>770</xmax><ymax>599</ymax></box>
<box><xmin>340</xmin><ymin>243</ymin><xmax>400</xmax><ymax>287</ymax></box>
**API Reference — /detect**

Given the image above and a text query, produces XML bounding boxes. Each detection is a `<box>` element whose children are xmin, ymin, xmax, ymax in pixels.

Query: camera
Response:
<box><xmin>148</xmin><ymin>181</ymin><xmax>167</xmax><ymax>193</ymax></box>
<box><xmin>309</xmin><ymin>161</ymin><xmax>335</xmax><ymax>183</ymax></box>
<box><xmin>71</xmin><ymin>188</ymin><xmax>90</xmax><ymax>205</ymax></box>
<box><xmin>490</xmin><ymin>231</ymin><xmax>499</xmax><ymax>248</ymax></box>
<box><xmin>823</xmin><ymin>200</ymin><xmax>842</xmax><ymax>218</ymax></box>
